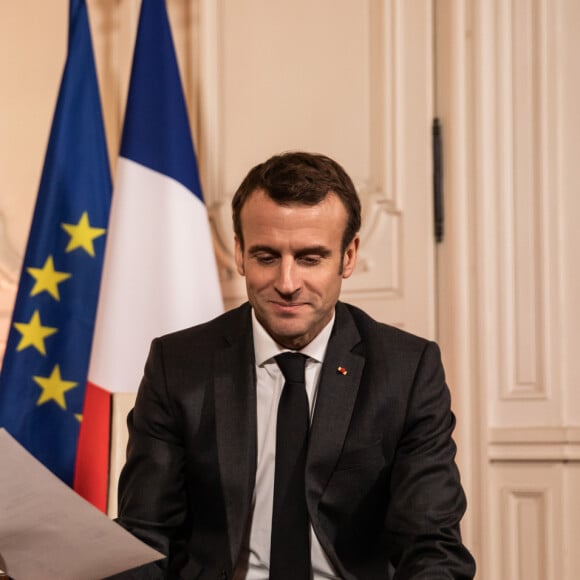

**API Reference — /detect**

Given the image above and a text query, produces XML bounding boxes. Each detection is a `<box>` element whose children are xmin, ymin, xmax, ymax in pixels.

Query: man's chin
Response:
<box><xmin>267</xmin><ymin>323</ymin><xmax>309</xmax><ymax>349</ymax></box>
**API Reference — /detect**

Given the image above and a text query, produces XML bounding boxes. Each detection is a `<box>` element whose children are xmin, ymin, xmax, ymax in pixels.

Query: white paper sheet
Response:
<box><xmin>0</xmin><ymin>428</ymin><xmax>163</xmax><ymax>579</ymax></box>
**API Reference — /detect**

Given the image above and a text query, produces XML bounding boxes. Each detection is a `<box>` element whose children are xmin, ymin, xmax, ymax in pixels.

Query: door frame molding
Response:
<box><xmin>434</xmin><ymin>0</ymin><xmax>488</xmax><ymax>572</ymax></box>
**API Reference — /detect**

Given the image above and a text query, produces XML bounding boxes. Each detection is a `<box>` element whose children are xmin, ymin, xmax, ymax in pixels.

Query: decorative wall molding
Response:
<box><xmin>489</xmin><ymin>461</ymin><xmax>567</xmax><ymax>580</ymax></box>
<box><xmin>495</xmin><ymin>0</ymin><xmax>558</xmax><ymax>403</ymax></box>
<box><xmin>481</xmin><ymin>0</ymin><xmax>567</xmax><ymax>427</ymax></box>
<box><xmin>501</xmin><ymin>486</ymin><xmax>550</xmax><ymax>580</ymax></box>
<box><xmin>489</xmin><ymin>427</ymin><xmax>580</xmax><ymax>461</ymax></box>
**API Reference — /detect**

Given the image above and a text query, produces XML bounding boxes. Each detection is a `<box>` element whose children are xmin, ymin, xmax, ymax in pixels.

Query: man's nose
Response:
<box><xmin>275</xmin><ymin>258</ymin><xmax>300</xmax><ymax>296</ymax></box>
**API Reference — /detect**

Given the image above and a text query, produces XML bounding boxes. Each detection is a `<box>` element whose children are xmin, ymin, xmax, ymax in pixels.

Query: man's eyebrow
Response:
<box><xmin>248</xmin><ymin>245</ymin><xmax>279</xmax><ymax>255</ymax></box>
<box><xmin>247</xmin><ymin>245</ymin><xmax>332</xmax><ymax>257</ymax></box>
<box><xmin>295</xmin><ymin>246</ymin><xmax>332</xmax><ymax>257</ymax></box>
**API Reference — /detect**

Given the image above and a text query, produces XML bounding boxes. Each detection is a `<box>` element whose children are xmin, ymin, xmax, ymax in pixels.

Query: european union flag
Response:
<box><xmin>0</xmin><ymin>0</ymin><xmax>111</xmax><ymax>485</ymax></box>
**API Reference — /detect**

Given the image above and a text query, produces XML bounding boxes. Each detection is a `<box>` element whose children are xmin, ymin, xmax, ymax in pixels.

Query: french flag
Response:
<box><xmin>74</xmin><ymin>0</ymin><xmax>223</xmax><ymax>512</ymax></box>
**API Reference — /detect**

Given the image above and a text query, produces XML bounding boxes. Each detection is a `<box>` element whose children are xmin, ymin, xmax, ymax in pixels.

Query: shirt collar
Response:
<box><xmin>252</xmin><ymin>309</ymin><xmax>335</xmax><ymax>366</ymax></box>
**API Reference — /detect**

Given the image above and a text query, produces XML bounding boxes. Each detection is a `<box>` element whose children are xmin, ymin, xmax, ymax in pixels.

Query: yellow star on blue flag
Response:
<box><xmin>13</xmin><ymin>309</ymin><xmax>58</xmax><ymax>355</ymax></box>
<box><xmin>27</xmin><ymin>255</ymin><xmax>72</xmax><ymax>300</ymax></box>
<box><xmin>62</xmin><ymin>211</ymin><xmax>106</xmax><ymax>257</ymax></box>
<box><xmin>34</xmin><ymin>365</ymin><xmax>78</xmax><ymax>409</ymax></box>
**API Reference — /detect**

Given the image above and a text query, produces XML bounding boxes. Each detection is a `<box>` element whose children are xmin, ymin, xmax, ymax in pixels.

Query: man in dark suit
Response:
<box><xmin>116</xmin><ymin>152</ymin><xmax>475</xmax><ymax>579</ymax></box>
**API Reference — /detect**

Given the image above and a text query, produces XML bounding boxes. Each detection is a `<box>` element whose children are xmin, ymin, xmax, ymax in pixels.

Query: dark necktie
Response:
<box><xmin>270</xmin><ymin>352</ymin><xmax>311</xmax><ymax>579</ymax></box>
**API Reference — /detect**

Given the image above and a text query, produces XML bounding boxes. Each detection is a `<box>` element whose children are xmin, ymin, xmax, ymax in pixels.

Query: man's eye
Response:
<box><xmin>299</xmin><ymin>256</ymin><xmax>321</xmax><ymax>266</ymax></box>
<box><xmin>256</xmin><ymin>255</ymin><xmax>276</xmax><ymax>265</ymax></box>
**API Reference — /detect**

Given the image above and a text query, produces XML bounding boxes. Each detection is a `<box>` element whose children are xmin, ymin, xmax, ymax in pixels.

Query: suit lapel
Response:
<box><xmin>213</xmin><ymin>305</ymin><xmax>257</xmax><ymax>566</ymax></box>
<box><xmin>306</xmin><ymin>303</ymin><xmax>364</xmax><ymax>504</ymax></box>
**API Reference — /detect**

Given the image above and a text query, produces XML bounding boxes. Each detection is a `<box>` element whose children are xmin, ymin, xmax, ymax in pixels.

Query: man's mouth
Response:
<box><xmin>270</xmin><ymin>300</ymin><xmax>305</xmax><ymax>314</ymax></box>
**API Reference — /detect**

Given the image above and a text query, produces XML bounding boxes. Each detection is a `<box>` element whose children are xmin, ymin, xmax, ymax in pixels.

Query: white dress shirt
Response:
<box><xmin>233</xmin><ymin>310</ymin><xmax>339</xmax><ymax>579</ymax></box>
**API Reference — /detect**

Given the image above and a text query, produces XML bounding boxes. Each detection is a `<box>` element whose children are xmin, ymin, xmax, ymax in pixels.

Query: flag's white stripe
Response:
<box><xmin>89</xmin><ymin>157</ymin><xmax>223</xmax><ymax>393</ymax></box>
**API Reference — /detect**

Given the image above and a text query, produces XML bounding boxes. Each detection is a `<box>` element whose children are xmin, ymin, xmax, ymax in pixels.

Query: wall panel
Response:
<box><xmin>437</xmin><ymin>0</ymin><xmax>580</xmax><ymax>576</ymax></box>
<box><xmin>489</xmin><ymin>462</ymin><xmax>562</xmax><ymax>580</ymax></box>
<box><xmin>493</xmin><ymin>0</ymin><xmax>562</xmax><ymax>423</ymax></box>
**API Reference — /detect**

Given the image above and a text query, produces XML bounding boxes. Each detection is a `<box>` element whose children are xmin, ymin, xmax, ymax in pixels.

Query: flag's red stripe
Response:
<box><xmin>74</xmin><ymin>381</ymin><xmax>111</xmax><ymax>513</ymax></box>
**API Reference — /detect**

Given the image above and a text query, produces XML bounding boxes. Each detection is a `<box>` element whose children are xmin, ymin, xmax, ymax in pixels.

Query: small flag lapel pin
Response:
<box><xmin>337</xmin><ymin>366</ymin><xmax>348</xmax><ymax>376</ymax></box>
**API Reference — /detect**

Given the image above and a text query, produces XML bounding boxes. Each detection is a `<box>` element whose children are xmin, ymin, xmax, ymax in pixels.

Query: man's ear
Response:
<box><xmin>234</xmin><ymin>236</ymin><xmax>245</xmax><ymax>276</ymax></box>
<box><xmin>341</xmin><ymin>235</ymin><xmax>359</xmax><ymax>279</ymax></box>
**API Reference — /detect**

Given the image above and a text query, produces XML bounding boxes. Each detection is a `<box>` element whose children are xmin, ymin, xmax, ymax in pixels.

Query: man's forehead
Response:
<box><xmin>242</xmin><ymin>188</ymin><xmax>345</xmax><ymax>214</ymax></box>
<box><xmin>238</xmin><ymin>189</ymin><xmax>349</xmax><ymax>249</ymax></box>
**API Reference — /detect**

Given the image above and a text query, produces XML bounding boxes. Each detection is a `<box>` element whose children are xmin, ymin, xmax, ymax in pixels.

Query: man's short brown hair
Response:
<box><xmin>232</xmin><ymin>152</ymin><xmax>361</xmax><ymax>253</ymax></box>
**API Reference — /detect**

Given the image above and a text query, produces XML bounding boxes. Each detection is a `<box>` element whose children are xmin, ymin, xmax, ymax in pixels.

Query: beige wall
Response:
<box><xmin>1</xmin><ymin>1</ymin><xmax>579</xmax><ymax>578</ymax></box>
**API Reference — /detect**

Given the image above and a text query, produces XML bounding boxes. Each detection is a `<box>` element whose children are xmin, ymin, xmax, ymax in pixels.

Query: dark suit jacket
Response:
<box><xmin>115</xmin><ymin>302</ymin><xmax>475</xmax><ymax>579</ymax></box>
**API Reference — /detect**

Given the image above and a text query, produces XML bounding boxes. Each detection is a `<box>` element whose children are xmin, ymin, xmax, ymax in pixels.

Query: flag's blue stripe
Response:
<box><xmin>0</xmin><ymin>0</ymin><xmax>111</xmax><ymax>485</ymax></box>
<box><xmin>120</xmin><ymin>0</ymin><xmax>204</xmax><ymax>201</ymax></box>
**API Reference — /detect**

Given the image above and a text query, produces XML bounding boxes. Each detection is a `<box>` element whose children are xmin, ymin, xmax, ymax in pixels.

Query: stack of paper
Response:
<box><xmin>0</xmin><ymin>429</ymin><xmax>163</xmax><ymax>579</ymax></box>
